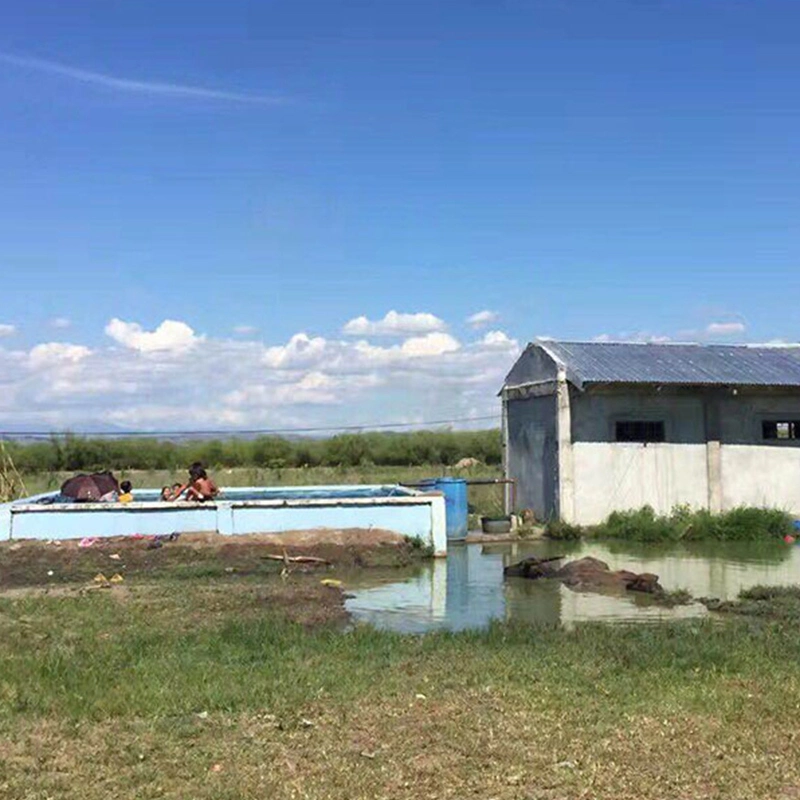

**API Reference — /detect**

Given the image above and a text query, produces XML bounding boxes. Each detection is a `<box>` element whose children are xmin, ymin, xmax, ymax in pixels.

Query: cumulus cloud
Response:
<box><xmin>467</xmin><ymin>310</ymin><xmax>500</xmax><ymax>329</ymax></box>
<box><xmin>105</xmin><ymin>318</ymin><xmax>202</xmax><ymax>353</ymax></box>
<box><xmin>400</xmin><ymin>332</ymin><xmax>460</xmax><ymax>358</ymax></box>
<box><xmin>0</xmin><ymin>323</ymin><xmax>16</xmax><ymax>337</ymax></box>
<box><xmin>342</xmin><ymin>310</ymin><xmax>447</xmax><ymax>337</ymax></box>
<box><xmin>706</xmin><ymin>321</ymin><xmax>746</xmax><ymax>336</ymax></box>
<box><xmin>233</xmin><ymin>324</ymin><xmax>258</xmax><ymax>336</ymax></box>
<box><xmin>0</xmin><ymin>316</ymin><xmax>523</xmax><ymax>431</ymax></box>
<box><xmin>28</xmin><ymin>342</ymin><xmax>91</xmax><ymax>368</ymax></box>
<box><xmin>50</xmin><ymin>317</ymin><xmax>71</xmax><ymax>329</ymax></box>
<box><xmin>263</xmin><ymin>332</ymin><xmax>327</xmax><ymax>368</ymax></box>
<box><xmin>481</xmin><ymin>330</ymin><xmax>515</xmax><ymax>348</ymax></box>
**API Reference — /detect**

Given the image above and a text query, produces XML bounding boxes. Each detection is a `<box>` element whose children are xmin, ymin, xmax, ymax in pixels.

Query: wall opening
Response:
<box><xmin>615</xmin><ymin>420</ymin><xmax>665</xmax><ymax>443</ymax></box>
<box><xmin>762</xmin><ymin>420</ymin><xmax>800</xmax><ymax>441</ymax></box>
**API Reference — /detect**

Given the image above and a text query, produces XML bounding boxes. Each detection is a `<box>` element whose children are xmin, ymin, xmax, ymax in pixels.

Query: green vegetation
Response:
<box><xmin>1</xmin><ymin>573</ymin><xmax>800</xmax><ymax>799</ymax></box>
<box><xmin>701</xmin><ymin>584</ymin><xmax>800</xmax><ymax>621</ymax></box>
<box><xmin>542</xmin><ymin>518</ymin><xmax>583</xmax><ymax>540</ymax></box>
<box><xmin>3</xmin><ymin>429</ymin><xmax>502</xmax><ymax>474</ymax></box>
<box><xmin>547</xmin><ymin>505</ymin><xmax>796</xmax><ymax>542</ymax></box>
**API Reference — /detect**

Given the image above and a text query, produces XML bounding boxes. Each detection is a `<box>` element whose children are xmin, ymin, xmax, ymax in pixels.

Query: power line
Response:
<box><xmin>0</xmin><ymin>414</ymin><xmax>499</xmax><ymax>440</ymax></box>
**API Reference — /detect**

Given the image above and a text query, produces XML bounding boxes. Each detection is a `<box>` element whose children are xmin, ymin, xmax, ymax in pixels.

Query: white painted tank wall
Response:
<box><xmin>571</xmin><ymin>442</ymin><xmax>709</xmax><ymax>524</ymax></box>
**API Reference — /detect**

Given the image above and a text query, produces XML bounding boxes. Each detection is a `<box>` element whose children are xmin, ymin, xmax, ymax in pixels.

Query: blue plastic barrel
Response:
<box><xmin>420</xmin><ymin>477</ymin><xmax>469</xmax><ymax>540</ymax></box>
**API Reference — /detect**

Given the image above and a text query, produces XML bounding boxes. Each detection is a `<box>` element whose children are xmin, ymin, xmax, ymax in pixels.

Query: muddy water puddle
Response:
<box><xmin>345</xmin><ymin>539</ymin><xmax>800</xmax><ymax>632</ymax></box>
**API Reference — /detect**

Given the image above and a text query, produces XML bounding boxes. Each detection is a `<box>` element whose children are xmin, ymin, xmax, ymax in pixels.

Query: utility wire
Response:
<box><xmin>0</xmin><ymin>414</ymin><xmax>499</xmax><ymax>440</ymax></box>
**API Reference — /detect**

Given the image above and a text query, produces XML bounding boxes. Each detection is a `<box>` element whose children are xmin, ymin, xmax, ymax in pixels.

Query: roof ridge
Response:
<box><xmin>535</xmin><ymin>339</ymin><xmax>800</xmax><ymax>349</ymax></box>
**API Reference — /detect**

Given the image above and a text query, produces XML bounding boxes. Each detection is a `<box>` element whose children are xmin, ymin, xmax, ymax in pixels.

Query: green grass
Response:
<box><xmin>547</xmin><ymin>505</ymin><xmax>797</xmax><ymax>542</ymax></box>
<box><xmin>701</xmin><ymin>584</ymin><xmax>800</xmax><ymax>621</ymax></box>
<box><xmin>2</xmin><ymin>574</ymin><xmax>800</xmax><ymax>798</ymax></box>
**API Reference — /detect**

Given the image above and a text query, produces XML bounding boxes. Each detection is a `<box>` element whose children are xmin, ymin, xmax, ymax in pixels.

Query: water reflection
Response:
<box><xmin>344</xmin><ymin>540</ymin><xmax>800</xmax><ymax>633</ymax></box>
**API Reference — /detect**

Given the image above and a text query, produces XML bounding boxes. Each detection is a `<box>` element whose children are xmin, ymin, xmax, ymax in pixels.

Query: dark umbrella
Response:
<box><xmin>60</xmin><ymin>471</ymin><xmax>120</xmax><ymax>502</ymax></box>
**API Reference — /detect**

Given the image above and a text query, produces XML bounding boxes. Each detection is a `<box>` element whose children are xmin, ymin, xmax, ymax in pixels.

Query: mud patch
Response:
<box><xmin>0</xmin><ymin>529</ymin><xmax>420</xmax><ymax>590</ymax></box>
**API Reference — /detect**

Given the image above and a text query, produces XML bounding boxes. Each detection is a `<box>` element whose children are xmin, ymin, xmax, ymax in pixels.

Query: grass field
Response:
<box><xmin>1</xmin><ymin>559</ymin><xmax>800</xmax><ymax>799</ymax></box>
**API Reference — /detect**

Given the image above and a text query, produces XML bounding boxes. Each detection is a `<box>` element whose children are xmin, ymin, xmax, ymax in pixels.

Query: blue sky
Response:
<box><xmin>0</xmin><ymin>0</ymin><xmax>798</xmax><ymax>431</ymax></box>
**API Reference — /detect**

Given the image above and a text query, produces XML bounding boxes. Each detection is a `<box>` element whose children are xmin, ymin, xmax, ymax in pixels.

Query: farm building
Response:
<box><xmin>501</xmin><ymin>340</ymin><xmax>800</xmax><ymax>524</ymax></box>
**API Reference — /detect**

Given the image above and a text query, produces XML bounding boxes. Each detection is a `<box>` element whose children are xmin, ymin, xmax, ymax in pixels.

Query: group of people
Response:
<box><xmin>59</xmin><ymin>463</ymin><xmax>218</xmax><ymax>504</ymax></box>
<box><xmin>159</xmin><ymin>462</ymin><xmax>219</xmax><ymax>503</ymax></box>
<box><xmin>110</xmin><ymin>463</ymin><xmax>219</xmax><ymax>503</ymax></box>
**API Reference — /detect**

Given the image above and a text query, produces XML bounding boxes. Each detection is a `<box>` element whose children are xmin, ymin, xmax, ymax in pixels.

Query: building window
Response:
<box><xmin>615</xmin><ymin>421</ymin><xmax>665</xmax><ymax>443</ymax></box>
<box><xmin>762</xmin><ymin>420</ymin><xmax>800</xmax><ymax>441</ymax></box>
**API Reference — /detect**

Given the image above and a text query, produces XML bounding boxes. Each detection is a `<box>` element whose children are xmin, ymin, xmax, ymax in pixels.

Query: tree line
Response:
<box><xmin>2</xmin><ymin>430</ymin><xmax>502</xmax><ymax>473</ymax></box>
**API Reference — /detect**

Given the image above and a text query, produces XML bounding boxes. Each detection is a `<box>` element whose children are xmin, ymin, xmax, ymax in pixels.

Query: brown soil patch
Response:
<box><xmin>0</xmin><ymin>528</ymin><xmax>417</xmax><ymax>590</ymax></box>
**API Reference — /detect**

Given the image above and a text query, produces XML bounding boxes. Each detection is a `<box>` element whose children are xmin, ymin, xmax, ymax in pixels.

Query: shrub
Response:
<box><xmin>599</xmin><ymin>506</ymin><xmax>680</xmax><ymax>541</ymax></box>
<box><xmin>6</xmin><ymin>429</ymin><xmax>503</xmax><ymax>473</ymax></box>
<box><xmin>545</xmin><ymin>519</ymin><xmax>583</xmax><ymax>540</ymax></box>
<box><xmin>546</xmin><ymin>505</ymin><xmax>796</xmax><ymax>543</ymax></box>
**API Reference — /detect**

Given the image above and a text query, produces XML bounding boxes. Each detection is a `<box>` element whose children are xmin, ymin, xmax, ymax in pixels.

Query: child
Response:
<box><xmin>160</xmin><ymin>486</ymin><xmax>173</xmax><ymax>501</ymax></box>
<box><xmin>118</xmin><ymin>481</ymin><xmax>134</xmax><ymax>503</ymax></box>
<box><xmin>174</xmin><ymin>464</ymin><xmax>219</xmax><ymax>502</ymax></box>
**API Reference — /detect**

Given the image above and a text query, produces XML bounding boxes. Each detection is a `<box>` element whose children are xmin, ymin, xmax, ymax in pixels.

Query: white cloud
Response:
<box><xmin>28</xmin><ymin>342</ymin><xmax>91</xmax><ymax>368</ymax></box>
<box><xmin>50</xmin><ymin>317</ymin><xmax>71</xmax><ymax>329</ymax></box>
<box><xmin>233</xmin><ymin>324</ymin><xmax>258</xmax><ymax>336</ymax></box>
<box><xmin>481</xmin><ymin>330</ymin><xmax>516</xmax><ymax>348</ymax></box>
<box><xmin>0</xmin><ymin>51</ymin><xmax>285</xmax><ymax>105</ymax></box>
<box><xmin>0</xmin><ymin>315</ymin><xmax>524</xmax><ymax>432</ymax></box>
<box><xmin>263</xmin><ymin>332</ymin><xmax>327</xmax><ymax>368</ymax></box>
<box><xmin>105</xmin><ymin>318</ymin><xmax>201</xmax><ymax>353</ymax></box>
<box><xmin>400</xmin><ymin>332</ymin><xmax>460</xmax><ymax>358</ymax></box>
<box><xmin>467</xmin><ymin>310</ymin><xmax>500</xmax><ymax>329</ymax></box>
<box><xmin>342</xmin><ymin>310</ymin><xmax>447</xmax><ymax>337</ymax></box>
<box><xmin>0</xmin><ymin>324</ymin><xmax>16</xmax><ymax>337</ymax></box>
<box><xmin>706</xmin><ymin>321</ymin><xmax>746</xmax><ymax>336</ymax></box>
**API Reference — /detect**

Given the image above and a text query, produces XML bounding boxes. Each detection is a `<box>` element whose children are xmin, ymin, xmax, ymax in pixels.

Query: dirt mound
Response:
<box><xmin>0</xmin><ymin>528</ymin><xmax>418</xmax><ymax>590</ymax></box>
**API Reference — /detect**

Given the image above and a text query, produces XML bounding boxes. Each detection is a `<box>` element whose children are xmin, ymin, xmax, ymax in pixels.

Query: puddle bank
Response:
<box><xmin>345</xmin><ymin>539</ymin><xmax>800</xmax><ymax>632</ymax></box>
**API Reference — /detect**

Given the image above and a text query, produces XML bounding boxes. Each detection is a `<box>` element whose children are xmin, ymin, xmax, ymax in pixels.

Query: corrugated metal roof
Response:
<box><xmin>536</xmin><ymin>341</ymin><xmax>800</xmax><ymax>388</ymax></box>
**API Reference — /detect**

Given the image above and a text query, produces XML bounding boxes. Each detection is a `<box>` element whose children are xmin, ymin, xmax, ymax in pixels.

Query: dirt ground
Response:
<box><xmin>0</xmin><ymin>528</ymin><xmax>419</xmax><ymax>590</ymax></box>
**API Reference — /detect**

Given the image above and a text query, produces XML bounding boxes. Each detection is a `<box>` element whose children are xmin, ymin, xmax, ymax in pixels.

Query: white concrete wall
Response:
<box><xmin>720</xmin><ymin>445</ymin><xmax>800</xmax><ymax>513</ymax></box>
<box><xmin>571</xmin><ymin>442</ymin><xmax>709</xmax><ymax>524</ymax></box>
